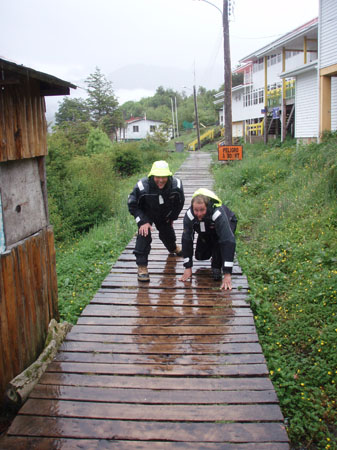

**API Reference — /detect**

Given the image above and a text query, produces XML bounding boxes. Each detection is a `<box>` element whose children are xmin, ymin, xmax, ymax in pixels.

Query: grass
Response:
<box><xmin>212</xmin><ymin>135</ymin><xmax>337</xmax><ymax>450</ymax></box>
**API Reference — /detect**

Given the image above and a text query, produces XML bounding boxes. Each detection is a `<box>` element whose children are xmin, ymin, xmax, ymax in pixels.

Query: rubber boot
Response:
<box><xmin>138</xmin><ymin>265</ymin><xmax>150</xmax><ymax>282</ymax></box>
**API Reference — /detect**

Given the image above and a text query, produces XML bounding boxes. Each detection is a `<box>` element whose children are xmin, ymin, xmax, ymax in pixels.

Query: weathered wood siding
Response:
<box><xmin>0</xmin><ymin>190</ymin><xmax>5</xmax><ymax>253</ymax></box>
<box><xmin>0</xmin><ymin>158</ymin><xmax>48</xmax><ymax>247</ymax></box>
<box><xmin>0</xmin><ymin>78</ymin><xmax>47</xmax><ymax>162</ymax></box>
<box><xmin>0</xmin><ymin>58</ymin><xmax>72</xmax><ymax>408</ymax></box>
<box><xmin>0</xmin><ymin>226</ymin><xmax>59</xmax><ymax>401</ymax></box>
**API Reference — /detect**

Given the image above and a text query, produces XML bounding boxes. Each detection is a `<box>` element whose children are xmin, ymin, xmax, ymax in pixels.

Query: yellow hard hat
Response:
<box><xmin>192</xmin><ymin>188</ymin><xmax>222</xmax><ymax>207</ymax></box>
<box><xmin>148</xmin><ymin>160</ymin><xmax>172</xmax><ymax>177</ymax></box>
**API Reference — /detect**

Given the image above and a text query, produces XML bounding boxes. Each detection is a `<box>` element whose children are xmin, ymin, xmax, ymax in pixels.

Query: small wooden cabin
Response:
<box><xmin>0</xmin><ymin>58</ymin><xmax>76</xmax><ymax>404</ymax></box>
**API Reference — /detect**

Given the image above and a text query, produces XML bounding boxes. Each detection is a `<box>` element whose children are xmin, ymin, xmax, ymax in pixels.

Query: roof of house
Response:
<box><xmin>234</xmin><ymin>62</ymin><xmax>252</xmax><ymax>73</ymax></box>
<box><xmin>125</xmin><ymin>117</ymin><xmax>144</xmax><ymax>123</ymax></box>
<box><xmin>0</xmin><ymin>57</ymin><xmax>77</xmax><ymax>96</ymax></box>
<box><xmin>126</xmin><ymin>116</ymin><xmax>164</xmax><ymax>124</ymax></box>
<box><xmin>240</xmin><ymin>17</ymin><xmax>318</xmax><ymax>63</ymax></box>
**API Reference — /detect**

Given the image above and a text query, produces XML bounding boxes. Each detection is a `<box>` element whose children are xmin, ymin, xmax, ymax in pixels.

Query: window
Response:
<box><xmin>253</xmin><ymin>57</ymin><xmax>264</xmax><ymax>73</ymax></box>
<box><xmin>133</xmin><ymin>125</ymin><xmax>139</xmax><ymax>132</ymax></box>
<box><xmin>259</xmin><ymin>89</ymin><xmax>264</xmax><ymax>104</ymax></box>
<box><xmin>244</xmin><ymin>70</ymin><xmax>252</xmax><ymax>85</ymax></box>
<box><xmin>253</xmin><ymin>90</ymin><xmax>258</xmax><ymax>105</ymax></box>
<box><xmin>267</xmin><ymin>54</ymin><xmax>280</xmax><ymax>66</ymax></box>
<box><xmin>150</xmin><ymin>125</ymin><xmax>156</xmax><ymax>132</ymax></box>
<box><xmin>286</xmin><ymin>50</ymin><xmax>301</xmax><ymax>60</ymax></box>
<box><xmin>244</xmin><ymin>88</ymin><xmax>251</xmax><ymax>107</ymax></box>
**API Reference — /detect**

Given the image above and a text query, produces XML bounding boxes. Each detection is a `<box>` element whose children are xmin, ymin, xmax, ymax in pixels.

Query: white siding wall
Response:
<box><xmin>242</xmin><ymin>103</ymin><xmax>264</xmax><ymax>121</ymax></box>
<box><xmin>266</xmin><ymin>62</ymin><xmax>283</xmax><ymax>84</ymax></box>
<box><xmin>252</xmin><ymin>70</ymin><xmax>264</xmax><ymax>90</ymax></box>
<box><xmin>331</xmin><ymin>76</ymin><xmax>337</xmax><ymax>131</ymax></box>
<box><xmin>232</xmin><ymin>122</ymin><xmax>244</xmax><ymax>137</ymax></box>
<box><xmin>320</xmin><ymin>0</ymin><xmax>337</xmax><ymax>68</ymax></box>
<box><xmin>232</xmin><ymin>89</ymin><xmax>244</xmax><ymax>122</ymax></box>
<box><xmin>288</xmin><ymin>52</ymin><xmax>318</xmax><ymax>71</ymax></box>
<box><xmin>295</xmin><ymin>70</ymin><xmax>319</xmax><ymax>138</ymax></box>
<box><xmin>125</xmin><ymin>120</ymin><xmax>163</xmax><ymax>140</ymax></box>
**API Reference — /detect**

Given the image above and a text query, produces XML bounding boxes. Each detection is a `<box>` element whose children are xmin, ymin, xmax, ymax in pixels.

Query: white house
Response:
<box><xmin>217</xmin><ymin>0</ymin><xmax>337</xmax><ymax>143</ymax></box>
<box><xmin>118</xmin><ymin>116</ymin><xmax>165</xmax><ymax>141</ymax></box>
<box><xmin>284</xmin><ymin>0</ymin><xmax>337</xmax><ymax>141</ymax></box>
<box><xmin>318</xmin><ymin>0</ymin><xmax>337</xmax><ymax>134</ymax></box>
<box><xmin>215</xmin><ymin>17</ymin><xmax>320</xmax><ymax>142</ymax></box>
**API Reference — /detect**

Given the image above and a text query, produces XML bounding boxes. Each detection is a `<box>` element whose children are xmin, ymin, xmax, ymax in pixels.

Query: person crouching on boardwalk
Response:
<box><xmin>128</xmin><ymin>160</ymin><xmax>185</xmax><ymax>282</ymax></box>
<box><xmin>180</xmin><ymin>188</ymin><xmax>237</xmax><ymax>290</ymax></box>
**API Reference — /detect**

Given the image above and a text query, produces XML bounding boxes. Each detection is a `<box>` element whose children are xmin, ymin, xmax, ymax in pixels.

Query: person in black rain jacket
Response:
<box><xmin>128</xmin><ymin>160</ymin><xmax>185</xmax><ymax>281</ymax></box>
<box><xmin>180</xmin><ymin>188</ymin><xmax>236</xmax><ymax>290</ymax></box>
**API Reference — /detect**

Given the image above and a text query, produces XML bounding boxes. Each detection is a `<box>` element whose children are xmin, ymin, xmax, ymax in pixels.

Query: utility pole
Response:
<box><xmin>223</xmin><ymin>0</ymin><xmax>232</xmax><ymax>145</ymax></box>
<box><xmin>171</xmin><ymin>97</ymin><xmax>176</xmax><ymax>139</ymax></box>
<box><xmin>193</xmin><ymin>85</ymin><xmax>201</xmax><ymax>150</ymax></box>
<box><xmin>175</xmin><ymin>96</ymin><xmax>179</xmax><ymax>137</ymax></box>
<box><xmin>193</xmin><ymin>0</ymin><xmax>232</xmax><ymax>146</ymax></box>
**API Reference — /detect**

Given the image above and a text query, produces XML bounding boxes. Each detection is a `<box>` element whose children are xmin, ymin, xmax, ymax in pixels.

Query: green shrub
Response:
<box><xmin>48</xmin><ymin>195</ymin><xmax>74</xmax><ymax>241</ymax></box>
<box><xmin>86</xmin><ymin>127</ymin><xmax>113</xmax><ymax>155</ymax></box>
<box><xmin>138</xmin><ymin>138</ymin><xmax>169</xmax><ymax>166</ymax></box>
<box><xmin>113</xmin><ymin>144</ymin><xmax>142</xmax><ymax>176</ymax></box>
<box><xmin>60</xmin><ymin>153</ymin><xmax>117</xmax><ymax>233</ymax></box>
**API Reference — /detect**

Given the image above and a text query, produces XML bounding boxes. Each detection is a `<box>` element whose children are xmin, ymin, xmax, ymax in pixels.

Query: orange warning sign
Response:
<box><xmin>218</xmin><ymin>144</ymin><xmax>243</xmax><ymax>161</ymax></box>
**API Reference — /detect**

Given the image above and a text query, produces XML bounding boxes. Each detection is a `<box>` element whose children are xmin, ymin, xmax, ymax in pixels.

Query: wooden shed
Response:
<box><xmin>0</xmin><ymin>58</ymin><xmax>76</xmax><ymax>405</ymax></box>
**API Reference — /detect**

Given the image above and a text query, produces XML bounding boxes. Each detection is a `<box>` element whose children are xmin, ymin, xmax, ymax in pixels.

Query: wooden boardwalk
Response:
<box><xmin>1</xmin><ymin>152</ymin><xmax>289</xmax><ymax>449</ymax></box>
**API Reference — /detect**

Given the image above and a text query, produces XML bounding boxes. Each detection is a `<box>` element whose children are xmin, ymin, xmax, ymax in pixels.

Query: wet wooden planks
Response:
<box><xmin>2</xmin><ymin>152</ymin><xmax>289</xmax><ymax>449</ymax></box>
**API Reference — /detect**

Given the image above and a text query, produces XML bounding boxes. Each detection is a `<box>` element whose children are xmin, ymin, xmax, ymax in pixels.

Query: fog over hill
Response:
<box><xmin>109</xmin><ymin>63</ymin><xmax>223</xmax><ymax>92</ymax></box>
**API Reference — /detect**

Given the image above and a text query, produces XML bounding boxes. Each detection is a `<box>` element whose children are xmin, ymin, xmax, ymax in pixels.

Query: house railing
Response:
<box><xmin>245</xmin><ymin>119</ymin><xmax>264</xmax><ymax>136</ymax></box>
<box><xmin>285</xmin><ymin>79</ymin><xmax>295</xmax><ymax>99</ymax></box>
<box><xmin>267</xmin><ymin>80</ymin><xmax>295</xmax><ymax>107</ymax></box>
<box><xmin>188</xmin><ymin>128</ymin><xmax>215</xmax><ymax>151</ymax></box>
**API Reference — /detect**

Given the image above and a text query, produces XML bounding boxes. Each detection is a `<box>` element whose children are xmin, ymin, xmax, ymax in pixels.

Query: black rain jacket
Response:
<box><xmin>182</xmin><ymin>202</ymin><xmax>236</xmax><ymax>273</ymax></box>
<box><xmin>128</xmin><ymin>176</ymin><xmax>185</xmax><ymax>227</ymax></box>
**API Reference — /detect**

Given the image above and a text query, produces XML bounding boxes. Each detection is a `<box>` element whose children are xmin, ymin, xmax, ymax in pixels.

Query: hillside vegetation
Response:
<box><xmin>212</xmin><ymin>134</ymin><xmax>337</xmax><ymax>449</ymax></box>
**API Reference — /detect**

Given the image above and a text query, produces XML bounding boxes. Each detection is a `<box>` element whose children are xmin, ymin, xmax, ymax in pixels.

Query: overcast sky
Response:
<box><xmin>1</xmin><ymin>0</ymin><xmax>318</xmax><ymax>117</ymax></box>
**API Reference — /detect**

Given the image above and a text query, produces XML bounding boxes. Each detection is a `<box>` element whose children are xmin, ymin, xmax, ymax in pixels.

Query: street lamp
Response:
<box><xmin>193</xmin><ymin>0</ymin><xmax>222</xmax><ymax>15</ymax></box>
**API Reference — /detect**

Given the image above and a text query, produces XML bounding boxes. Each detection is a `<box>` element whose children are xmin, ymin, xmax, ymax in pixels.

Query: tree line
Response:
<box><xmin>54</xmin><ymin>67</ymin><xmax>224</xmax><ymax>137</ymax></box>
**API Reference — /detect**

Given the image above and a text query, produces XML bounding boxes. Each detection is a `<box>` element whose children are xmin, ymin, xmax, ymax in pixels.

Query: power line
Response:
<box><xmin>231</xmin><ymin>33</ymin><xmax>285</xmax><ymax>40</ymax></box>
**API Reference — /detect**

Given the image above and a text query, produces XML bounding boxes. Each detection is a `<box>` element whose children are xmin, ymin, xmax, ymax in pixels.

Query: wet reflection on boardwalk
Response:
<box><xmin>2</xmin><ymin>153</ymin><xmax>289</xmax><ymax>449</ymax></box>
